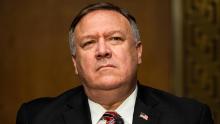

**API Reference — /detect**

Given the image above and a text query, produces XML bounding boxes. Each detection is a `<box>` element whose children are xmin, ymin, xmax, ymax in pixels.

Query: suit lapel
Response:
<box><xmin>133</xmin><ymin>85</ymin><xmax>161</xmax><ymax>124</ymax></box>
<box><xmin>62</xmin><ymin>87</ymin><xmax>92</xmax><ymax>124</ymax></box>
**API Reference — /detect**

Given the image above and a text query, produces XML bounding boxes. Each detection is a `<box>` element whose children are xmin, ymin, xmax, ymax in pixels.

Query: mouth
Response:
<box><xmin>97</xmin><ymin>64</ymin><xmax>116</xmax><ymax>71</ymax></box>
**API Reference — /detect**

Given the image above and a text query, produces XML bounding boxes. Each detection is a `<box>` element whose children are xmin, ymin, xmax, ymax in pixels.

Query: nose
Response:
<box><xmin>95</xmin><ymin>39</ymin><xmax>112</xmax><ymax>60</ymax></box>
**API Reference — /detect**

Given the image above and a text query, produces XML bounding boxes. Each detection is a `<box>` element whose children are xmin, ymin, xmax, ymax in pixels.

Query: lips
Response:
<box><xmin>96</xmin><ymin>64</ymin><xmax>116</xmax><ymax>71</ymax></box>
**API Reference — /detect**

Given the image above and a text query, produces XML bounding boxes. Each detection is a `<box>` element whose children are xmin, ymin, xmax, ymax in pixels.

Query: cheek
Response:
<box><xmin>115</xmin><ymin>48</ymin><xmax>138</xmax><ymax>70</ymax></box>
<box><xmin>76</xmin><ymin>53</ymin><xmax>95</xmax><ymax>74</ymax></box>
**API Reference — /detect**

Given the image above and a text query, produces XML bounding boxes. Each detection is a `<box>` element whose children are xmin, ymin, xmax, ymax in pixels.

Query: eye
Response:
<box><xmin>110</xmin><ymin>37</ymin><xmax>123</xmax><ymax>41</ymax></box>
<box><xmin>81</xmin><ymin>40</ymin><xmax>96</xmax><ymax>49</ymax></box>
<box><xmin>108</xmin><ymin>36</ymin><xmax>124</xmax><ymax>45</ymax></box>
<box><xmin>111</xmin><ymin>37</ymin><xmax>123</xmax><ymax>41</ymax></box>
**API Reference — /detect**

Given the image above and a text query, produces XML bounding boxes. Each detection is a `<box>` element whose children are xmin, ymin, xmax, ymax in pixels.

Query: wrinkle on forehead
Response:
<box><xmin>77</xmin><ymin>30</ymin><xmax>127</xmax><ymax>41</ymax></box>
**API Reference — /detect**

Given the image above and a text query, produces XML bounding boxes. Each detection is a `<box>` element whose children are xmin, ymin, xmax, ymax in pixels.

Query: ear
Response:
<box><xmin>136</xmin><ymin>41</ymin><xmax>142</xmax><ymax>64</ymax></box>
<box><xmin>72</xmin><ymin>55</ymin><xmax>78</xmax><ymax>75</ymax></box>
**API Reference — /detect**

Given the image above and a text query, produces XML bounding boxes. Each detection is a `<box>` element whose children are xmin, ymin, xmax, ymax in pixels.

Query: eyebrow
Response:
<box><xmin>103</xmin><ymin>30</ymin><xmax>125</xmax><ymax>37</ymax></box>
<box><xmin>78</xmin><ymin>30</ymin><xmax>126</xmax><ymax>40</ymax></box>
<box><xmin>80</xmin><ymin>35</ymin><xmax>98</xmax><ymax>40</ymax></box>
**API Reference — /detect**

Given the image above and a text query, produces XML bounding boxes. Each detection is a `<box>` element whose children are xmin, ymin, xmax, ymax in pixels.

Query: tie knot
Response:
<box><xmin>98</xmin><ymin>111</ymin><xmax>124</xmax><ymax>124</ymax></box>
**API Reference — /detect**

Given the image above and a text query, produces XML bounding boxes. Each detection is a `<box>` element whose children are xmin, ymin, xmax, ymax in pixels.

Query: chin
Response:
<box><xmin>88</xmin><ymin>77</ymin><xmax>125</xmax><ymax>90</ymax></box>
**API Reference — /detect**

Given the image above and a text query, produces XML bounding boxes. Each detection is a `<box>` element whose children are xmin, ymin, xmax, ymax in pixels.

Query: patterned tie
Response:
<box><xmin>98</xmin><ymin>111</ymin><xmax>124</xmax><ymax>124</ymax></box>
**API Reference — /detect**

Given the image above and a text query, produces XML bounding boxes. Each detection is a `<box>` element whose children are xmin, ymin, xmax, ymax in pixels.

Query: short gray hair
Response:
<box><xmin>68</xmin><ymin>2</ymin><xmax>141</xmax><ymax>55</ymax></box>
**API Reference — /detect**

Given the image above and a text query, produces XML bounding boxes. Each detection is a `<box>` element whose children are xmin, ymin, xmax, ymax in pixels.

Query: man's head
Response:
<box><xmin>69</xmin><ymin>2</ymin><xmax>141</xmax><ymax>55</ymax></box>
<box><xmin>69</xmin><ymin>2</ymin><xmax>142</xmax><ymax>92</ymax></box>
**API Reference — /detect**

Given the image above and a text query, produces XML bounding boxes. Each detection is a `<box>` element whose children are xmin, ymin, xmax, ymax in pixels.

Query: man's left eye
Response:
<box><xmin>110</xmin><ymin>37</ymin><xmax>123</xmax><ymax>41</ymax></box>
<box><xmin>108</xmin><ymin>36</ymin><xmax>124</xmax><ymax>45</ymax></box>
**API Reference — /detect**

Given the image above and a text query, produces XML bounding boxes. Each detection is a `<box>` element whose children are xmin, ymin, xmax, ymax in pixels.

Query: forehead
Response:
<box><xmin>74</xmin><ymin>10</ymin><xmax>132</xmax><ymax>36</ymax></box>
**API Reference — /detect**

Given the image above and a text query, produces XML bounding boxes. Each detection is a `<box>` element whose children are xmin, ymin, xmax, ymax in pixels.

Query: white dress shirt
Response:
<box><xmin>88</xmin><ymin>86</ymin><xmax>137</xmax><ymax>124</ymax></box>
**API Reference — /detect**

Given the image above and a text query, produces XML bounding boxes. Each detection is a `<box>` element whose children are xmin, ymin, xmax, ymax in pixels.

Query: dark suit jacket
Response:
<box><xmin>16</xmin><ymin>84</ymin><xmax>214</xmax><ymax>124</ymax></box>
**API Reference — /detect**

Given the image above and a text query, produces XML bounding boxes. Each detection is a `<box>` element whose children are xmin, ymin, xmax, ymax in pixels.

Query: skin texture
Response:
<box><xmin>72</xmin><ymin>10</ymin><xmax>142</xmax><ymax>110</ymax></box>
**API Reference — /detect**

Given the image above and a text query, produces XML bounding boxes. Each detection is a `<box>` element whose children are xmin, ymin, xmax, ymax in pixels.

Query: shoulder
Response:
<box><xmin>139</xmin><ymin>84</ymin><xmax>204</xmax><ymax>107</ymax></box>
<box><xmin>16</xmin><ymin>85</ymin><xmax>85</xmax><ymax>123</ymax></box>
<box><xmin>21</xmin><ymin>85</ymin><xmax>84</xmax><ymax>110</ymax></box>
<box><xmin>138</xmin><ymin>84</ymin><xmax>213</xmax><ymax>123</ymax></box>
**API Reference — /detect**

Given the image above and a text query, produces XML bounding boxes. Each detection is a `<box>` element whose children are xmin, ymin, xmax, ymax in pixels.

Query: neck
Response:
<box><xmin>84</xmin><ymin>82</ymin><xmax>136</xmax><ymax>110</ymax></box>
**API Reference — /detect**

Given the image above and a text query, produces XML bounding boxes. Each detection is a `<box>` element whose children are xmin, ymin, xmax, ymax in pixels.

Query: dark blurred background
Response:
<box><xmin>0</xmin><ymin>0</ymin><xmax>219</xmax><ymax>123</ymax></box>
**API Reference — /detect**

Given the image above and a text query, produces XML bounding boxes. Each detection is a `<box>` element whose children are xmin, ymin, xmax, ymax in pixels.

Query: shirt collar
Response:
<box><xmin>88</xmin><ymin>85</ymin><xmax>138</xmax><ymax>124</ymax></box>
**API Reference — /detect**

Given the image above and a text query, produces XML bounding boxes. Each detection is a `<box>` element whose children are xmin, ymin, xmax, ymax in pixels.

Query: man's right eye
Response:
<box><xmin>81</xmin><ymin>40</ymin><xmax>95</xmax><ymax>49</ymax></box>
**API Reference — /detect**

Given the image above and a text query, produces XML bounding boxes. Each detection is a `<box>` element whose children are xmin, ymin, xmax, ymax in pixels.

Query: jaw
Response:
<box><xmin>82</xmin><ymin>80</ymin><xmax>137</xmax><ymax>110</ymax></box>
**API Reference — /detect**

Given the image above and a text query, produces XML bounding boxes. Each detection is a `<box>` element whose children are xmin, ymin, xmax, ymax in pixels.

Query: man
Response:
<box><xmin>16</xmin><ymin>2</ymin><xmax>214</xmax><ymax>124</ymax></box>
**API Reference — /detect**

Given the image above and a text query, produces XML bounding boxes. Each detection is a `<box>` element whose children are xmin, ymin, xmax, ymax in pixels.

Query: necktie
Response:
<box><xmin>98</xmin><ymin>111</ymin><xmax>124</xmax><ymax>124</ymax></box>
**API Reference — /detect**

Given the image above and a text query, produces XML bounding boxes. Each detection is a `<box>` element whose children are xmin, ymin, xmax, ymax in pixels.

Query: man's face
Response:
<box><xmin>72</xmin><ymin>10</ymin><xmax>142</xmax><ymax>90</ymax></box>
